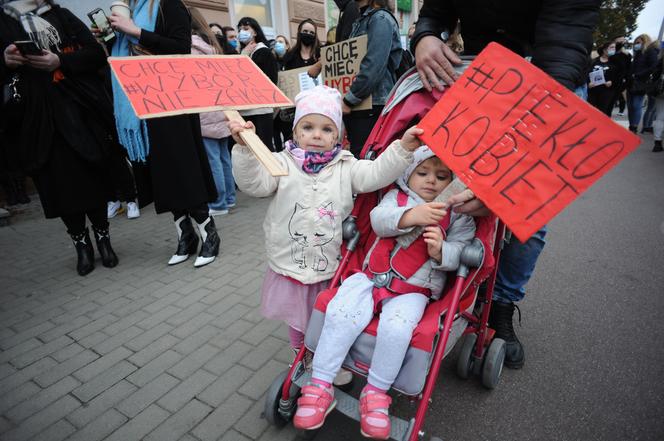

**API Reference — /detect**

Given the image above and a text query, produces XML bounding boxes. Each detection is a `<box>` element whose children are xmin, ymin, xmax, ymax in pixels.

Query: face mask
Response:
<box><xmin>274</xmin><ymin>42</ymin><xmax>286</xmax><ymax>57</ymax></box>
<box><xmin>616</xmin><ymin>42</ymin><xmax>624</xmax><ymax>51</ymax></box>
<box><xmin>633</xmin><ymin>43</ymin><xmax>642</xmax><ymax>51</ymax></box>
<box><xmin>238</xmin><ymin>29</ymin><xmax>253</xmax><ymax>44</ymax></box>
<box><xmin>228</xmin><ymin>39</ymin><xmax>238</xmax><ymax>49</ymax></box>
<box><xmin>607</xmin><ymin>49</ymin><xmax>616</xmax><ymax>56</ymax></box>
<box><xmin>299</xmin><ymin>33</ymin><xmax>316</xmax><ymax>46</ymax></box>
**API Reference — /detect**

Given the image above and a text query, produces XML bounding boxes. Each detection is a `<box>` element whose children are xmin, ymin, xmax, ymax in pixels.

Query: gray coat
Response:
<box><xmin>365</xmin><ymin>189</ymin><xmax>476</xmax><ymax>299</ymax></box>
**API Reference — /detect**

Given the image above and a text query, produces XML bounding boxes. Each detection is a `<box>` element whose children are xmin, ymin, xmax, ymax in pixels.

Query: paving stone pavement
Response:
<box><xmin>0</xmin><ymin>193</ymin><xmax>302</xmax><ymax>441</ymax></box>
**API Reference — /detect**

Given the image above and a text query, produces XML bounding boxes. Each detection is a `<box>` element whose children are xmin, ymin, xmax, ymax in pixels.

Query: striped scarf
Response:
<box><xmin>1</xmin><ymin>0</ymin><xmax>61</xmax><ymax>51</ymax></box>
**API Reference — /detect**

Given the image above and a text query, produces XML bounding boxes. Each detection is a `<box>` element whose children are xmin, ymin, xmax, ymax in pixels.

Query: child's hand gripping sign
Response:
<box><xmin>417</xmin><ymin>43</ymin><xmax>640</xmax><ymax>242</ymax></box>
<box><xmin>108</xmin><ymin>55</ymin><xmax>292</xmax><ymax>176</ymax></box>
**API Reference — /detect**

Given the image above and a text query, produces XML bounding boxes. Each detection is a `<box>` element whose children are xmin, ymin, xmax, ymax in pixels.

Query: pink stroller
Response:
<box><xmin>264</xmin><ymin>69</ymin><xmax>509</xmax><ymax>440</ymax></box>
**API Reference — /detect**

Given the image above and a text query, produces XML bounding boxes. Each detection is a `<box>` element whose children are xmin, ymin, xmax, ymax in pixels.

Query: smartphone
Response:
<box><xmin>88</xmin><ymin>8</ymin><xmax>116</xmax><ymax>42</ymax></box>
<box><xmin>14</xmin><ymin>40</ymin><xmax>42</xmax><ymax>56</ymax></box>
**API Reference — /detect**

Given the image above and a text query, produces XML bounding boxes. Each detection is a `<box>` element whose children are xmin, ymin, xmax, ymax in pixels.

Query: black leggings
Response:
<box><xmin>245</xmin><ymin>113</ymin><xmax>275</xmax><ymax>152</ymax></box>
<box><xmin>343</xmin><ymin>106</ymin><xmax>383</xmax><ymax>159</ymax></box>
<box><xmin>61</xmin><ymin>206</ymin><xmax>108</xmax><ymax>235</ymax></box>
<box><xmin>172</xmin><ymin>202</ymin><xmax>208</xmax><ymax>224</ymax></box>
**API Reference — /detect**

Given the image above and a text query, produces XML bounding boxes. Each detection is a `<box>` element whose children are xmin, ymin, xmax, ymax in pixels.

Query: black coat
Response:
<box><xmin>0</xmin><ymin>6</ymin><xmax>115</xmax><ymax>218</ymax></box>
<box><xmin>334</xmin><ymin>0</ymin><xmax>361</xmax><ymax>43</ymax></box>
<box><xmin>128</xmin><ymin>0</ymin><xmax>216</xmax><ymax>213</ymax></box>
<box><xmin>411</xmin><ymin>0</ymin><xmax>601</xmax><ymax>90</ymax></box>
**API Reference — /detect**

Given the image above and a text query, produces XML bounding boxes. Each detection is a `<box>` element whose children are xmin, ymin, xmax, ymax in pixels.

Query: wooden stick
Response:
<box><xmin>396</xmin><ymin>177</ymin><xmax>467</xmax><ymax>248</ymax></box>
<box><xmin>224</xmin><ymin>110</ymin><xmax>288</xmax><ymax>177</ymax></box>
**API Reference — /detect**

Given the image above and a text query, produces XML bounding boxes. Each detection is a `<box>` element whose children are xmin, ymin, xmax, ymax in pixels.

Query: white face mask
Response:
<box><xmin>633</xmin><ymin>43</ymin><xmax>642</xmax><ymax>51</ymax></box>
<box><xmin>238</xmin><ymin>29</ymin><xmax>253</xmax><ymax>44</ymax></box>
<box><xmin>607</xmin><ymin>49</ymin><xmax>616</xmax><ymax>56</ymax></box>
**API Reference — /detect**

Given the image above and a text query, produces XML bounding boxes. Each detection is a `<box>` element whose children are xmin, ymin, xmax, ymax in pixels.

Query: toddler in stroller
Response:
<box><xmin>293</xmin><ymin>146</ymin><xmax>475</xmax><ymax>438</ymax></box>
<box><xmin>263</xmin><ymin>69</ymin><xmax>506</xmax><ymax>441</ymax></box>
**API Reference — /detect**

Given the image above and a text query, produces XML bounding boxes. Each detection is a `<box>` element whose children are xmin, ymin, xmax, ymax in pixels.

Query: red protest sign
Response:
<box><xmin>418</xmin><ymin>43</ymin><xmax>640</xmax><ymax>242</ymax></box>
<box><xmin>108</xmin><ymin>55</ymin><xmax>292</xmax><ymax>119</ymax></box>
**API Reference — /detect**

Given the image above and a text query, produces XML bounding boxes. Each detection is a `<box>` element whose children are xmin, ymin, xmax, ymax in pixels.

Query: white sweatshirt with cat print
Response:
<box><xmin>232</xmin><ymin>140</ymin><xmax>414</xmax><ymax>285</ymax></box>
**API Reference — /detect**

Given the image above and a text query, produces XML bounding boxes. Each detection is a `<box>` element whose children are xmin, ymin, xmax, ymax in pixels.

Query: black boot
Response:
<box><xmin>14</xmin><ymin>177</ymin><xmax>30</xmax><ymax>204</ymax></box>
<box><xmin>71</xmin><ymin>228</ymin><xmax>95</xmax><ymax>276</ymax></box>
<box><xmin>93</xmin><ymin>226</ymin><xmax>118</xmax><ymax>268</ymax></box>
<box><xmin>653</xmin><ymin>140</ymin><xmax>663</xmax><ymax>152</ymax></box>
<box><xmin>2</xmin><ymin>178</ymin><xmax>18</xmax><ymax>207</ymax></box>
<box><xmin>168</xmin><ymin>216</ymin><xmax>199</xmax><ymax>265</ymax></box>
<box><xmin>641</xmin><ymin>127</ymin><xmax>653</xmax><ymax>134</ymax></box>
<box><xmin>194</xmin><ymin>217</ymin><xmax>220</xmax><ymax>268</ymax></box>
<box><xmin>488</xmin><ymin>301</ymin><xmax>524</xmax><ymax>369</ymax></box>
<box><xmin>629</xmin><ymin>125</ymin><xmax>638</xmax><ymax>133</ymax></box>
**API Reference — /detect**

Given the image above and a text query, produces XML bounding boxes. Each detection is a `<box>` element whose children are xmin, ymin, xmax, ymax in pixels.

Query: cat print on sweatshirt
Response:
<box><xmin>288</xmin><ymin>201</ymin><xmax>337</xmax><ymax>272</ymax></box>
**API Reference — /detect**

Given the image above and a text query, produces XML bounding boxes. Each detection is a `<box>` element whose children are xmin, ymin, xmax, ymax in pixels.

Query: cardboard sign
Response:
<box><xmin>321</xmin><ymin>35</ymin><xmax>372</xmax><ymax>111</ymax></box>
<box><xmin>278</xmin><ymin>66</ymin><xmax>321</xmax><ymax>106</ymax></box>
<box><xmin>108</xmin><ymin>55</ymin><xmax>292</xmax><ymax>119</ymax></box>
<box><xmin>418</xmin><ymin>43</ymin><xmax>640</xmax><ymax>242</ymax></box>
<box><xmin>589</xmin><ymin>68</ymin><xmax>606</xmax><ymax>86</ymax></box>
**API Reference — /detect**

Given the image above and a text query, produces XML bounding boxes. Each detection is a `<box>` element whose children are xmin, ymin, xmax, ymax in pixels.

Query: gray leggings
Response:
<box><xmin>312</xmin><ymin>273</ymin><xmax>428</xmax><ymax>390</ymax></box>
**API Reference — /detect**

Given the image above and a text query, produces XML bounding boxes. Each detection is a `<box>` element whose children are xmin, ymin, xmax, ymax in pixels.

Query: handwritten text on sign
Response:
<box><xmin>418</xmin><ymin>43</ymin><xmax>640</xmax><ymax>242</ymax></box>
<box><xmin>321</xmin><ymin>35</ymin><xmax>371</xmax><ymax>111</ymax></box>
<box><xmin>108</xmin><ymin>55</ymin><xmax>292</xmax><ymax>119</ymax></box>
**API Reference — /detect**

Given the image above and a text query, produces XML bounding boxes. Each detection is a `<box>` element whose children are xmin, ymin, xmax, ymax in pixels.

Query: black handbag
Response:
<box><xmin>630</xmin><ymin>77</ymin><xmax>649</xmax><ymax>95</ymax></box>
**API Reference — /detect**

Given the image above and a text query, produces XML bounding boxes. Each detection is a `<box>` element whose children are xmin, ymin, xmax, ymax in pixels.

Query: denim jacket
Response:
<box><xmin>346</xmin><ymin>7</ymin><xmax>402</xmax><ymax>107</ymax></box>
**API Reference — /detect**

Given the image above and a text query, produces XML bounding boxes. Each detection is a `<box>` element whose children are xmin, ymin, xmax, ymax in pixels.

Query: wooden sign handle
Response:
<box><xmin>224</xmin><ymin>110</ymin><xmax>288</xmax><ymax>177</ymax></box>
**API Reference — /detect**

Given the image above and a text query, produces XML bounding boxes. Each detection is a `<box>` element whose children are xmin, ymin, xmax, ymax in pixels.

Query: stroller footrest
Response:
<box><xmin>292</xmin><ymin>369</ymin><xmax>413</xmax><ymax>441</ymax></box>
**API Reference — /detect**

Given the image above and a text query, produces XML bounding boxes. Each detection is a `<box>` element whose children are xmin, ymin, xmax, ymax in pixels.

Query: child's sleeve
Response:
<box><xmin>370</xmin><ymin>189</ymin><xmax>416</xmax><ymax>237</ymax></box>
<box><xmin>349</xmin><ymin>140</ymin><xmax>413</xmax><ymax>194</ymax></box>
<box><xmin>231</xmin><ymin>145</ymin><xmax>280</xmax><ymax>197</ymax></box>
<box><xmin>432</xmin><ymin>214</ymin><xmax>476</xmax><ymax>272</ymax></box>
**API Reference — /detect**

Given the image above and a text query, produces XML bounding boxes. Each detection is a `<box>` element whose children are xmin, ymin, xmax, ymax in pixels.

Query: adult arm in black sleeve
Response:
<box><xmin>409</xmin><ymin>0</ymin><xmax>457</xmax><ymax>54</ymax></box>
<box><xmin>57</xmin><ymin>8</ymin><xmax>107</xmax><ymax>76</ymax></box>
<box><xmin>531</xmin><ymin>0</ymin><xmax>600</xmax><ymax>90</ymax></box>
<box><xmin>138</xmin><ymin>0</ymin><xmax>191</xmax><ymax>55</ymax></box>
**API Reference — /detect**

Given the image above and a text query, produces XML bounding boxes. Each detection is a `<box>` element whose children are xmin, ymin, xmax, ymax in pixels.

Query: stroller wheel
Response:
<box><xmin>481</xmin><ymin>338</ymin><xmax>506</xmax><ymax>389</ymax></box>
<box><xmin>456</xmin><ymin>333</ymin><xmax>478</xmax><ymax>380</ymax></box>
<box><xmin>264</xmin><ymin>369</ymin><xmax>299</xmax><ymax>427</ymax></box>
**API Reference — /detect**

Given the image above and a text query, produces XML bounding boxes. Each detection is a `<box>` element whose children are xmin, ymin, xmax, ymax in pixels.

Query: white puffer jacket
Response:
<box><xmin>191</xmin><ymin>35</ymin><xmax>231</xmax><ymax>139</ymax></box>
<box><xmin>232</xmin><ymin>141</ymin><xmax>414</xmax><ymax>284</ymax></box>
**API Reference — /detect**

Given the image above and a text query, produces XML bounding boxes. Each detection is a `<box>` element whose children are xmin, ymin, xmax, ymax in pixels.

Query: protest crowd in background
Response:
<box><xmin>0</xmin><ymin>0</ymin><xmax>662</xmax><ymax>438</ymax></box>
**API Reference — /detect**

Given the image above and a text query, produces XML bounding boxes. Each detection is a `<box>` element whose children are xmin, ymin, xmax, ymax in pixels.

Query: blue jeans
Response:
<box><xmin>627</xmin><ymin>93</ymin><xmax>646</xmax><ymax>128</ymax></box>
<box><xmin>643</xmin><ymin>95</ymin><xmax>657</xmax><ymax>129</ymax></box>
<box><xmin>574</xmin><ymin>84</ymin><xmax>588</xmax><ymax>101</ymax></box>
<box><xmin>202</xmin><ymin>137</ymin><xmax>236</xmax><ymax>211</ymax></box>
<box><xmin>493</xmin><ymin>226</ymin><xmax>547</xmax><ymax>304</ymax></box>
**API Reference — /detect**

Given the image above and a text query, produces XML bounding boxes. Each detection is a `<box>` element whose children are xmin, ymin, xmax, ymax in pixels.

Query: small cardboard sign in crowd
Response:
<box><xmin>418</xmin><ymin>43</ymin><xmax>640</xmax><ymax>242</ymax></box>
<box><xmin>320</xmin><ymin>35</ymin><xmax>372</xmax><ymax>111</ymax></box>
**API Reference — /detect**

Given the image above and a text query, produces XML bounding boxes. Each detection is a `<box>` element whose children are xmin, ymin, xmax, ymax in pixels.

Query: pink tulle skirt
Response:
<box><xmin>261</xmin><ymin>268</ymin><xmax>330</xmax><ymax>333</ymax></box>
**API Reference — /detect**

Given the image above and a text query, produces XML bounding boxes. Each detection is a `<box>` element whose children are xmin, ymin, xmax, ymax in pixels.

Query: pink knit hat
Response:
<box><xmin>293</xmin><ymin>85</ymin><xmax>343</xmax><ymax>135</ymax></box>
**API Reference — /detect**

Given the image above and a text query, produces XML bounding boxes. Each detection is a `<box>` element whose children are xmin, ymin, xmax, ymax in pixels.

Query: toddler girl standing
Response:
<box><xmin>229</xmin><ymin>85</ymin><xmax>421</xmax><ymax>355</ymax></box>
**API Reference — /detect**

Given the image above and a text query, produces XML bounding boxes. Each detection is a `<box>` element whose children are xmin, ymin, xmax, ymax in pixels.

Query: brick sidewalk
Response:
<box><xmin>0</xmin><ymin>193</ymin><xmax>301</xmax><ymax>441</ymax></box>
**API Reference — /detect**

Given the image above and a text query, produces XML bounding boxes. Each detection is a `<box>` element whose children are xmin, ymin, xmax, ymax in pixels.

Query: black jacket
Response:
<box><xmin>334</xmin><ymin>0</ymin><xmax>361</xmax><ymax>43</ymax></box>
<box><xmin>411</xmin><ymin>0</ymin><xmax>600</xmax><ymax>90</ymax></box>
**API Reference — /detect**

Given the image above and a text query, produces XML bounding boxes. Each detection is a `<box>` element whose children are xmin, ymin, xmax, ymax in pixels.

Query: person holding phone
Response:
<box><xmin>1</xmin><ymin>0</ymin><xmax>120</xmax><ymax>276</ymax></box>
<box><xmin>107</xmin><ymin>0</ymin><xmax>221</xmax><ymax>268</ymax></box>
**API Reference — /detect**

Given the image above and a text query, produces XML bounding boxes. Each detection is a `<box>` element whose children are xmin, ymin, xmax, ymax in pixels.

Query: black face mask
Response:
<box><xmin>299</xmin><ymin>33</ymin><xmax>316</xmax><ymax>46</ymax></box>
<box><xmin>616</xmin><ymin>42</ymin><xmax>624</xmax><ymax>51</ymax></box>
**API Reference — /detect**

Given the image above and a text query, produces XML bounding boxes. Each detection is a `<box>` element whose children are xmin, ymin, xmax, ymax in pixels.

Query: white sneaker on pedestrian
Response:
<box><xmin>127</xmin><ymin>201</ymin><xmax>140</xmax><ymax>219</ymax></box>
<box><xmin>227</xmin><ymin>202</ymin><xmax>236</xmax><ymax>208</ymax></box>
<box><xmin>107</xmin><ymin>201</ymin><xmax>122</xmax><ymax>219</ymax></box>
<box><xmin>209</xmin><ymin>208</ymin><xmax>229</xmax><ymax>217</ymax></box>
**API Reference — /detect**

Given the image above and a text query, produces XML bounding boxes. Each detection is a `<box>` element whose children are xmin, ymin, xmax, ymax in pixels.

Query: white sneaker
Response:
<box><xmin>126</xmin><ymin>201</ymin><xmax>140</xmax><ymax>219</ymax></box>
<box><xmin>209</xmin><ymin>208</ymin><xmax>229</xmax><ymax>217</ymax></box>
<box><xmin>107</xmin><ymin>201</ymin><xmax>122</xmax><ymax>219</ymax></box>
<box><xmin>227</xmin><ymin>202</ymin><xmax>236</xmax><ymax>208</ymax></box>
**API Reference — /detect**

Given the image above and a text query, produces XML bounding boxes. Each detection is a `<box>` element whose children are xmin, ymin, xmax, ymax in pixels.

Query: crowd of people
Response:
<box><xmin>0</xmin><ymin>0</ymin><xmax>660</xmax><ymax>438</ymax></box>
<box><xmin>587</xmin><ymin>33</ymin><xmax>663</xmax><ymax>152</ymax></box>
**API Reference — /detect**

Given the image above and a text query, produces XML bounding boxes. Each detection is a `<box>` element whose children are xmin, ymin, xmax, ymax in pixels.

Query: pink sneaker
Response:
<box><xmin>293</xmin><ymin>383</ymin><xmax>336</xmax><ymax>430</ymax></box>
<box><xmin>359</xmin><ymin>389</ymin><xmax>392</xmax><ymax>439</ymax></box>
